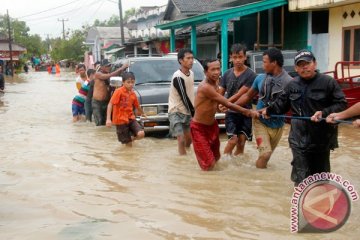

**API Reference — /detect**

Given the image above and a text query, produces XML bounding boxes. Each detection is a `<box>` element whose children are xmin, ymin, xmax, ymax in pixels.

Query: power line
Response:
<box><xmin>24</xmin><ymin>0</ymin><xmax>99</xmax><ymax>22</ymax></box>
<box><xmin>24</xmin><ymin>8</ymin><xmax>81</xmax><ymax>22</ymax></box>
<box><xmin>67</xmin><ymin>0</ymin><xmax>93</xmax><ymax>20</ymax></box>
<box><xmin>87</xmin><ymin>0</ymin><xmax>106</xmax><ymax>23</ymax></box>
<box><xmin>18</xmin><ymin>0</ymin><xmax>81</xmax><ymax>19</ymax></box>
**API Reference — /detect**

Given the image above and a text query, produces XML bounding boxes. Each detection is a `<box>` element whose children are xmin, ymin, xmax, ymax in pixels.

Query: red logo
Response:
<box><xmin>300</xmin><ymin>181</ymin><xmax>351</xmax><ymax>232</ymax></box>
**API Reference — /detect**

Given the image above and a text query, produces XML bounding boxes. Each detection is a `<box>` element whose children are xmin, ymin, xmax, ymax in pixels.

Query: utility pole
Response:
<box><xmin>58</xmin><ymin>18</ymin><xmax>68</xmax><ymax>40</ymax></box>
<box><xmin>46</xmin><ymin>34</ymin><xmax>51</xmax><ymax>51</ymax></box>
<box><xmin>6</xmin><ymin>10</ymin><xmax>14</xmax><ymax>77</ymax></box>
<box><xmin>118</xmin><ymin>0</ymin><xmax>125</xmax><ymax>45</ymax></box>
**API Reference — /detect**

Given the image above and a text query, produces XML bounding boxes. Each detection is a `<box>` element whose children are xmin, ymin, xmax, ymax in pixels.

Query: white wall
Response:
<box><xmin>311</xmin><ymin>33</ymin><xmax>329</xmax><ymax>72</ymax></box>
<box><xmin>329</xmin><ymin>3</ymin><xmax>360</xmax><ymax>75</ymax></box>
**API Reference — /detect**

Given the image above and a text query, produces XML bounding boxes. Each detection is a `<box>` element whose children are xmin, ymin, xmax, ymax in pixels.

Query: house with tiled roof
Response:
<box><xmin>84</xmin><ymin>27</ymin><xmax>130</xmax><ymax>62</ymax></box>
<box><xmin>0</xmin><ymin>33</ymin><xmax>27</xmax><ymax>71</ymax></box>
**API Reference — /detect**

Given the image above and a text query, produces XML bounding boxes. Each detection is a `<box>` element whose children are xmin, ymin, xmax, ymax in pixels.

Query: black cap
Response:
<box><xmin>294</xmin><ymin>49</ymin><xmax>316</xmax><ymax>65</ymax></box>
<box><xmin>100</xmin><ymin>59</ymin><xmax>111</xmax><ymax>67</ymax></box>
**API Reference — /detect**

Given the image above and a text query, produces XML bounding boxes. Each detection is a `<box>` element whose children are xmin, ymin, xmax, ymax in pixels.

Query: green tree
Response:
<box><xmin>92</xmin><ymin>14</ymin><xmax>121</xmax><ymax>27</ymax></box>
<box><xmin>124</xmin><ymin>8</ymin><xmax>136</xmax><ymax>22</ymax></box>
<box><xmin>50</xmin><ymin>29</ymin><xmax>86</xmax><ymax>62</ymax></box>
<box><xmin>0</xmin><ymin>14</ymin><xmax>47</xmax><ymax>58</ymax></box>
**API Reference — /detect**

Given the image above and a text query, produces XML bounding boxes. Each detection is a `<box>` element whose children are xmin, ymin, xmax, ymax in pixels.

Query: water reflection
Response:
<box><xmin>0</xmin><ymin>71</ymin><xmax>359</xmax><ymax>239</ymax></box>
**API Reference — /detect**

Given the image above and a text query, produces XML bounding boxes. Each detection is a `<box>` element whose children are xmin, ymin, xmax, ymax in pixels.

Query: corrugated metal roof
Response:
<box><xmin>164</xmin><ymin>0</ymin><xmax>262</xmax><ymax>19</ymax></box>
<box><xmin>172</xmin><ymin>0</ymin><xmax>222</xmax><ymax>13</ymax></box>
<box><xmin>95</xmin><ymin>27</ymin><xmax>130</xmax><ymax>39</ymax></box>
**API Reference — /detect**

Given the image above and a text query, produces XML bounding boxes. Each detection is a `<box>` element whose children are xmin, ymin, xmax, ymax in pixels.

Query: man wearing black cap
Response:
<box><xmin>92</xmin><ymin>59</ymin><xmax>128</xmax><ymax>126</ymax></box>
<box><xmin>260</xmin><ymin>49</ymin><xmax>347</xmax><ymax>185</ymax></box>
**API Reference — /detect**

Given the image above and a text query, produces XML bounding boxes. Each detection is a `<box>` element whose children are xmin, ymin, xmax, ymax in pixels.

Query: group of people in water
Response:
<box><xmin>71</xmin><ymin>46</ymin><xmax>360</xmax><ymax>186</ymax></box>
<box><xmin>168</xmin><ymin>46</ymin><xmax>359</xmax><ymax>186</ymax></box>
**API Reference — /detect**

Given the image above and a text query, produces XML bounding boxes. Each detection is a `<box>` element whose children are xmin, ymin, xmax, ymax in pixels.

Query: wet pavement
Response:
<box><xmin>0</xmin><ymin>71</ymin><xmax>359</xmax><ymax>239</ymax></box>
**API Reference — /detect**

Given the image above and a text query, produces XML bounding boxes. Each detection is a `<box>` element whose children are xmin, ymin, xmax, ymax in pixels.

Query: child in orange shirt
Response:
<box><xmin>106</xmin><ymin>72</ymin><xmax>146</xmax><ymax>146</ymax></box>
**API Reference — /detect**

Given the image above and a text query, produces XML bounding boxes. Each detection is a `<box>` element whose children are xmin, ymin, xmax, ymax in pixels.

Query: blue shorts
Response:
<box><xmin>225</xmin><ymin>111</ymin><xmax>252</xmax><ymax>140</ymax></box>
<box><xmin>72</xmin><ymin>103</ymin><xmax>85</xmax><ymax>117</ymax></box>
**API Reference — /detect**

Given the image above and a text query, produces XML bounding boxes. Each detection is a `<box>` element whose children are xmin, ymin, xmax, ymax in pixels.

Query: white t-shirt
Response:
<box><xmin>168</xmin><ymin>69</ymin><xmax>195</xmax><ymax>115</ymax></box>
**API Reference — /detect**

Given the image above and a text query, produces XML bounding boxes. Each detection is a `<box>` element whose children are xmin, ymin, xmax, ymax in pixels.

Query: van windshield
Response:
<box><xmin>129</xmin><ymin>59</ymin><xmax>205</xmax><ymax>85</ymax></box>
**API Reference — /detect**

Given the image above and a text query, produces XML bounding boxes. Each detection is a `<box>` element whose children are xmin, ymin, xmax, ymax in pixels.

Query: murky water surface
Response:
<box><xmin>0</xmin><ymin>72</ymin><xmax>359</xmax><ymax>239</ymax></box>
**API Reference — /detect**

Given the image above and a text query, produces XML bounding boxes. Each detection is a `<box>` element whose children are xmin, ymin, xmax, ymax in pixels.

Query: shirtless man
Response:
<box><xmin>92</xmin><ymin>59</ymin><xmax>128</xmax><ymax>126</ymax></box>
<box><xmin>191</xmin><ymin>59</ymin><xmax>253</xmax><ymax>171</ymax></box>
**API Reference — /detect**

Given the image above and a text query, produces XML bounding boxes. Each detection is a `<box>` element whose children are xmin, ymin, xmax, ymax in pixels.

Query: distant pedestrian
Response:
<box><xmin>55</xmin><ymin>63</ymin><xmax>60</xmax><ymax>74</ymax></box>
<box><xmin>0</xmin><ymin>65</ymin><xmax>4</xmax><ymax>93</ymax></box>
<box><xmin>51</xmin><ymin>64</ymin><xmax>56</xmax><ymax>74</ymax></box>
<box><xmin>23</xmin><ymin>64</ymin><xmax>29</xmax><ymax>73</ymax></box>
<box><xmin>106</xmin><ymin>72</ymin><xmax>146</xmax><ymax>147</ymax></box>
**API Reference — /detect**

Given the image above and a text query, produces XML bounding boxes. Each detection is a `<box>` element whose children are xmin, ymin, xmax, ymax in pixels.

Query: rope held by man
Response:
<box><xmin>269</xmin><ymin>114</ymin><xmax>353</xmax><ymax>124</ymax></box>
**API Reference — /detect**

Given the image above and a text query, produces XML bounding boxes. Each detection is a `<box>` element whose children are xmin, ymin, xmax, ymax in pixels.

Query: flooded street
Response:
<box><xmin>1</xmin><ymin>71</ymin><xmax>359</xmax><ymax>239</ymax></box>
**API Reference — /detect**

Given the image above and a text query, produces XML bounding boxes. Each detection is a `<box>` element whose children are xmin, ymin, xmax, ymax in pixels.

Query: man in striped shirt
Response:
<box><xmin>168</xmin><ymin>48</ymin><xmax>195</xmax><ymax>155</ymax></box>
<box><xmin>72</xmin><ymin>69</ymin><xmax>95</xmax><ymax>122</ymax></box>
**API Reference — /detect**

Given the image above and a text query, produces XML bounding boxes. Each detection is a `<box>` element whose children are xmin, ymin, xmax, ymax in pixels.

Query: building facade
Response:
<box><xmin>84</xmin><ymin>27</ymin><xmax>130</xmax><ymax>62</ymax></box>
<box><xmin>289</xmin><ymin>0</ymin><xmax>360</xmax><ymax>74</ymax></box>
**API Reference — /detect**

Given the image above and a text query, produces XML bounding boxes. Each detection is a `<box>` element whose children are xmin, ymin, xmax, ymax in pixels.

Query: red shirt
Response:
<box><xmin>110</xmin><ymin>86</ymin><xmax>140</xmax><ymax>125</ymax></box>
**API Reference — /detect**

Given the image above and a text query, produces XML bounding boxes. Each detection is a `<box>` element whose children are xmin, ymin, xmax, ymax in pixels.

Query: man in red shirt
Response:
<box><xmin>106</xmin><ymin>72</ymin><xmax>146</xmax><ymax>147</ymax></box>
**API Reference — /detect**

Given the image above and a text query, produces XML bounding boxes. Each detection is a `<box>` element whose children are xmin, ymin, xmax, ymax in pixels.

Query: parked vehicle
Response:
<box><xmin>324</xmin><ymin>61</ymin><xmax>360</xmax><ymax>108</ymax></box>
<box><xmin>246</xmin><ymin>50</ymin><xmax>298</xmax><ymax>76</ymax></box>
<box><xmin>112</xmin><ymin>55</ymin><xmax>226</xmax><ymax>133</ymax></box>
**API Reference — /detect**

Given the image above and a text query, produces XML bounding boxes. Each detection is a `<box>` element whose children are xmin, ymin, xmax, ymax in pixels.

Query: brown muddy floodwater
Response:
<box><xmin>0</xmin><ymin>71</ymin><xmax>359</xmax><ymax>240</ymax></box>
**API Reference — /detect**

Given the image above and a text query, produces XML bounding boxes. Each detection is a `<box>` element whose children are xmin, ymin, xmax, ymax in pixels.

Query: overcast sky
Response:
<box><xmin>1</xmin><ymin>0</ymin><xmax>168</xmax><ymax>39</ymax></box>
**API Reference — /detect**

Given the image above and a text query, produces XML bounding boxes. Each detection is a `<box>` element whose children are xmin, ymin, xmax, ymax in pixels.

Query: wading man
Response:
<box><xmin>218</xmin><ymin>44</ymin><xmax>257</xmax><ymax>157</ymax></box>
<box><xmin>191</xmin><ymin>59</ymin><xmax>252</xmax><ymax>171</ymax></box>
<box><xmin>92</xmin><ymin>59</ymin><xmax>128</xmax><ymax>126</ymax></box>
<box><xmin>260</xmin><ymin>50</ymin><xmax>347</xmax><ymax>185</ymax></box>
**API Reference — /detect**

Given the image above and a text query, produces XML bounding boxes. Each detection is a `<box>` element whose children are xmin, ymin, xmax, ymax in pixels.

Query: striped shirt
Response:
<box><xmin>168</xmin><ymin>69</ymin><xmax>195</xmax><ymax>115</ymax></box>
<box><xmin>72</xmin><ymin>80</ymin><xmax>90</xmax><ymax>107</ymax></box>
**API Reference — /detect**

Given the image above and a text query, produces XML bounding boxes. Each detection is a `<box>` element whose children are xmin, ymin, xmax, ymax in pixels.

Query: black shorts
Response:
<box><xmin>116</xmin><ymin>120</ymin><xmax>143</xmax><ymax>144</ymax></box>
<box><xmin>225</xmin><ymin>111</ymin><xmax>252</xmax><ymax>140</ymax></box>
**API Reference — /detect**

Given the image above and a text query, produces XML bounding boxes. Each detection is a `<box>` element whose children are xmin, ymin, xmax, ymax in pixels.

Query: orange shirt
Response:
<box><xmin>110</xmin><ymin>86</ymin><xmax>140</xmax><ymax>125</ymax></box>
